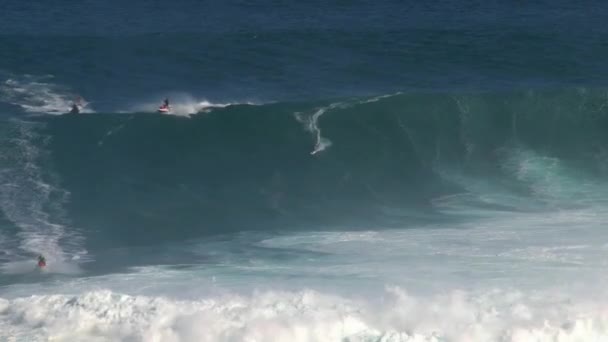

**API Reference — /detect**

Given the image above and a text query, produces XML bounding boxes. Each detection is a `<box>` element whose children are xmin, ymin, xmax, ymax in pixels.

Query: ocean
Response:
<box><xmin>1</xmin><ymin>1</ymin><xmax>608</xmax><ymax>341</ymax></box>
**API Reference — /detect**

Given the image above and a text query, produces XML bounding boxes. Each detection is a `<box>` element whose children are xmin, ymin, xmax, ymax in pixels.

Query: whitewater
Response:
<box><xmin>3</xmin><ymin>208</ymin><xmax>608</xmax><ymax>341</ymax></box>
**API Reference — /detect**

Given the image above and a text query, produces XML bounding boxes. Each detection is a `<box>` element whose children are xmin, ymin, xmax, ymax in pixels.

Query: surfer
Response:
<box><xmin>37</xmin><ymin>255</ymin><xmax>46</xmax><ymax>268</ymax></box>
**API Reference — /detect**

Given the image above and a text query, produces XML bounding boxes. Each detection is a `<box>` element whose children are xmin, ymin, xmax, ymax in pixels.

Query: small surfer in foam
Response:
<box><xmin>37</xmin><ymin>255</ymin><xmax>46</xmax><ymax>268</ymax></box>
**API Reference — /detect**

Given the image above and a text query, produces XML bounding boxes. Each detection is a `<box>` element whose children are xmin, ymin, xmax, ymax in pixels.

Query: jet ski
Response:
<box><xmin>158</xmin><ymin>98</ymin><xmax>171</xmax><ymax>113</ymax></box>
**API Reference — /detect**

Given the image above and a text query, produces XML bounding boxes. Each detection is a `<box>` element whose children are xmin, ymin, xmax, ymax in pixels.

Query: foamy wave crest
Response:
<box><xmin>0</xmin><ymin>75</ymin><xmax>92</xmax><ymax>114</ymax></box>
<box><xmin>1</xmin><ymin>287</ymin><xmax>606</xmax><ymax>342</ymax></box>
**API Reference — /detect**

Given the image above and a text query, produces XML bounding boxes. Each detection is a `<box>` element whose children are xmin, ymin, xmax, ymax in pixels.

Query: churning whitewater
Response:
<box><xmin>3</xmin><ymin>0</ymin><xmax>608</xmax><ymax>341</ymax></box>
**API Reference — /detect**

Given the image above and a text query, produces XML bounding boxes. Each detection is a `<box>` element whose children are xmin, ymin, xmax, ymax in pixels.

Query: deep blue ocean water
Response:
<box><xmin>2</xmin><ymin>1</ymin><xmax>608</xmax><ymax>341</ymax></box>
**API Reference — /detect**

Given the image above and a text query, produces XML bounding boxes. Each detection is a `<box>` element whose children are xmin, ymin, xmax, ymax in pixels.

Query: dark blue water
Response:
<box><xmin>2</xmin><ymin>1</ymin><xmax>608</xmax><ymax>105</ymax></box>
<box><xmin>2</xmin><ymin>2</ymin><xmax>608</xmax><ymax>341</ymax></box>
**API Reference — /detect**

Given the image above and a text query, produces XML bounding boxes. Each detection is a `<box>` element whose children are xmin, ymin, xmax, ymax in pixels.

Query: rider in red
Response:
<box><xmin>161</xmin><ymin>98</ymin><xmax>169</xmax><ymax>109</ymax></box>
<box><xmin>37</xmin><ymin>255</ymin><xmax>46</xmax><ymax>268</ymax></box>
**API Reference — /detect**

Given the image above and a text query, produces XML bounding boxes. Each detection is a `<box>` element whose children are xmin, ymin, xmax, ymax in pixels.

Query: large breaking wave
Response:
<box><xmin>2</xmin><ymin>87</ymin><xmax>608</xmax><ymax>262</ymax></box>
<box><xmin>3</xmin><ymin>87</ymin><xmax>608</xmax><ymax>340</ymax></box>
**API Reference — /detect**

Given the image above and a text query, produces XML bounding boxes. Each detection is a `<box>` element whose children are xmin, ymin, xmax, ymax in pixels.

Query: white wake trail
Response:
<box><xmin>0</xmin><ymin>119</ymin><xmax>84</xmax><ymax>273</ymax></box>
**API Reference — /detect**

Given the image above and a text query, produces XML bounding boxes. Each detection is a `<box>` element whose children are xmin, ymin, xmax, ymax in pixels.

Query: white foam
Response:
<box><xmin>0</xmin><ymin>119</ymin><xmax>86</xmax><ymax>273</ymax></box>
<box><xmin>252</xmin><ymin>205</ymin><xmax>608</xmax><ymax>293</ymax></box>
<box><xmin>1</xmin><ymin>286</ymin><xmax>608</xmax><ymax>342</ymax></box>
<box><xmin>161</xmin><ymin>100</ymin><xmax>228</xmax><ymax>117</ymax></box>
<box><xmin>428</xmin><ymin>143</ymin><xmax>608</xmax><ymax>214</ymax></box>
<box><xmin>430</xmin><ymin>166</ymin><xmax>541</xmax><ymax>215</ymax></box>
<box><xmin>295</xmin><ymin>105</ymin><xmax>337</xmax><ymax>155</ymax></box>
<box><xmin>501</xmin><ymin>146</ymin><xmax>608</xmax><ymax>207</ymax></box>
<box><xmin>1</xmin><ymin>203</ymin><xmax>608</xmax><ymax>340</ymax></box>
<box><xmin>127</xmin><ymin>93</ymin><xmax>242</xmax><ymax>117</ymax></box>
<box><xmin>0</xmin><ymin>76</ymin><xmax>92</xmax><ymax>114</ymax></box>
<box><xmin>295</xmin><ymin>94</ymin><xmax>401</xmax><ymax>155</ymax></box>
<box><xmin>0</xmin><ymin>258</ymin><xmax>81</xmax><ymax>275</ymax></box>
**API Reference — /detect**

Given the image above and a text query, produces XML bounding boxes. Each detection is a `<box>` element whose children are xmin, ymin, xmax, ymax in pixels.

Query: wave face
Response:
<box><xmin>0</xmin><ymin>89</ymin><xmax>606</xmax><ymax>254</ymax></box>
<box><xmin>24</xmin><ymin>96</ymin><xmax>443</xmax><ymax>249</ymax></box>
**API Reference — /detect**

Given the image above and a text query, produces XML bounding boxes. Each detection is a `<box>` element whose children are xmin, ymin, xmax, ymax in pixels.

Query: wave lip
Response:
<box><xmin>125</xmin><ymin>98</ymin><xmax>242</xmax><ymax>117</ymax></box>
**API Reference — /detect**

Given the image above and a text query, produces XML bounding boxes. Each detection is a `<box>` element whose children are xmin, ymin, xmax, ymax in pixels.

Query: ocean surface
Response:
<box><xmin>2</xmin><ymin>1</ymin><xmax>608</xmax><ymax>341</ymax></box>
